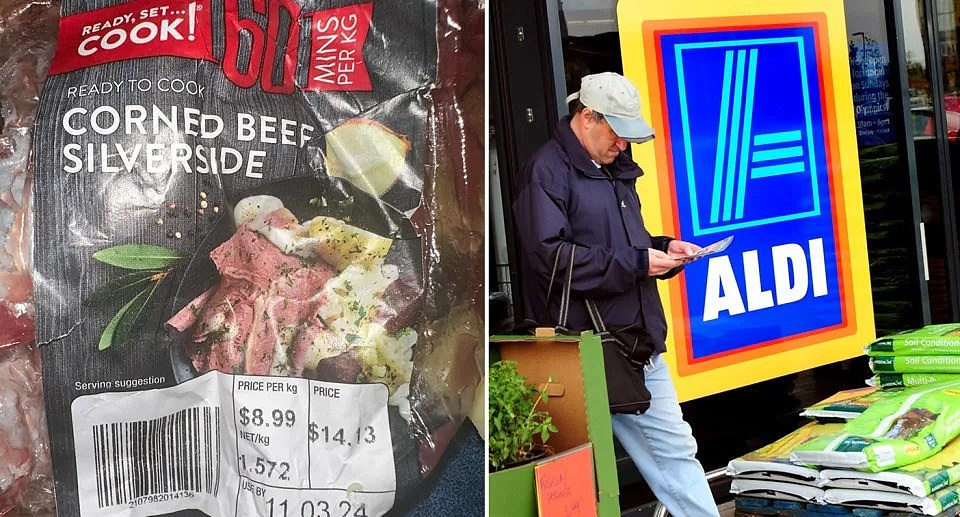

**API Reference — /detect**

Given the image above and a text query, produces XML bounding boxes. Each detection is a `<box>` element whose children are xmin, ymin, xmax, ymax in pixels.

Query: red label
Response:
<box><xmin>48</xmin><ymin>0</ymin><xmax>215</xmax><ymax>75</ymax></box>
<box><xmin>305</xmin><ymin>4</ymin><xmax>373</xmax><ymax>91</ymax></box>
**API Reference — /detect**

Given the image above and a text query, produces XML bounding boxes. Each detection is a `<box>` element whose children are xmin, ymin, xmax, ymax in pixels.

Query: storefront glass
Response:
<box><xmin>847</xmin><ymin>1</ymin><xmax>926</xmax><ymax>335</ymax></box>
<box><xmin>559</xmin><ymin>0</ymin><xmax>623</xmax><ymax>94</ymax></box>
<box><xmin>931</xmin><ymin>0</ymin><xmax>960</xmax><ymax>322</ymax></box>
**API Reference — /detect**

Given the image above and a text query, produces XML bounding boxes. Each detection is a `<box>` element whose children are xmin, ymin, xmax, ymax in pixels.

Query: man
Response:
<box><xmin>512</xmin><ymin>72</ymin><xmax>719</xmax><ymax>516</ymax></box>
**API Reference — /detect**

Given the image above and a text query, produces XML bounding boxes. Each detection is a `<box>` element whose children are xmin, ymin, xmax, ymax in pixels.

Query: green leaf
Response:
<box><xmin>84</xmin><ymin>270</ymin><xmax>162</xmax><ymax>306</ymax></box>
<box><xmin>98</xmin><ymin>287</ymin><xmax>150</xmax><ymax>350</ymax></box>
<box><xmin>93</xmin><ymin>244</ymin><xmax>181</xmax><ymax>270</ymax></box>
<box><xmin>112</xmin><ymin>281</ymin><xmax>161</xmax><ymax>346</ymax></box>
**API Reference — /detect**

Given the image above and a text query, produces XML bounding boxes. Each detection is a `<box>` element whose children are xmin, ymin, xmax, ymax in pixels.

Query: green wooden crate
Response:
<box><xmin>488</xmin><ymin>331</ymin><xmax>619</xmax><ymax>517</ymax></box>
<box><xmin>489</xmin><ymin>460</ymin><xmax>537</xmax><ymax>516</ymax></box>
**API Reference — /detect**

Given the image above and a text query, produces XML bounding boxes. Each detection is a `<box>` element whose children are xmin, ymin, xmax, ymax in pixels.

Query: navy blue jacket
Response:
<box><xmin>513</xmin><ymin>116</ymin><xmax>679</xmax><ymax>353</ymax></box>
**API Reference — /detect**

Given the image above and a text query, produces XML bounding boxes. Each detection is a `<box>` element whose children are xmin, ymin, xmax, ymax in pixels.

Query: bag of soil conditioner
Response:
<box><xmin>821</xmin><ymin>431</ymin><xmax>960</xmax><ymax>497</ymax></box>
<box><xmin>823</xmin><ymin>484</ymin><xmax>960</xmax><ymax>516</ymax></box>
<box><xmin>866</xmin><ymin>324</ymin><xmax>960</xmax><ymax>356</ymax></box>
<box><xmin>729</xmin><ymin>479</ymin><xmax>825</xmax><ymax>504</ymax></box>
<box><xmin>870</xmin><ymin>355</ymin><xmax>960</xmax><ymax>374</ymax></box>
<box><xmin>726</xmin><ymin>422</ymin><xmax>843</xmax><ymax>485</ymax></box>
<box><xmin>32</xmin><ymin>0</ymin><xmax>484</xmax><ymax>515</ymax></box>
<box><xmin>869</xmin><ymin>374</ymin><xmax>960</xmax><ymax>390</ymax></box>
<box><xmin>791</xmin><ymin>379</ymin><xmax>960</xmax><ymax>472</ymax></box>
<box><xmin>800</xmin><ymin>387</ymin><xmax>906</xmax><ymax>421</ymax></box>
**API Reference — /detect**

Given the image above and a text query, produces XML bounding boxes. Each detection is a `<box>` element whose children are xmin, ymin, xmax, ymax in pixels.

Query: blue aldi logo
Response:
<box><xmin>669</xmin><ymin>31</ymin><xmax>822</xmax><ymax>235</ymax></box>
<box><xmin>656</xmin><ymin>25</ymin><xmax>849</xmax><ymax>363</ymax></box>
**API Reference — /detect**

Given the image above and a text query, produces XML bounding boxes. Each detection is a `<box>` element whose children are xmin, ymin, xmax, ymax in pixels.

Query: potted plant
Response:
<box><xmin>489</xmin><ymin>359</ymin><xmax>558</xmax><ymax>470</ymax></box>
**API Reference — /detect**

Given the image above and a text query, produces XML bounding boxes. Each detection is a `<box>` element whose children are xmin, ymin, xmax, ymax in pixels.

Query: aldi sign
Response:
<box><xmin>618</xmin><ymin>3</ymin><xmax>876</xmax><ymax>401</ymax></box>
<box><xmin>664</xmin><ymin>27</ymin><xmax>843</xmax><ymax>357</ymax></box>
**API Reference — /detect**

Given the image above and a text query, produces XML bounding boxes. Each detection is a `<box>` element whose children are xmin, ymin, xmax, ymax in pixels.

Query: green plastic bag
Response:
<box><xmin>801</xmin><ymin>387</ymin><xmax>905</xmax><ymax>421</ymax></box>
<box><xmin>727</xmin><ymin>422</ymin><xmax>843</xmax><ymax>484</ymax></box>
<box><xmin>791</xmin><ymin>379</ymin><xmax>960</xmax><ymax>472</ymax></box>
<box><xmin>868</xmin><ymin>374</ymin><xmax>960</xmax><ymax>390</ymax></box>
<box><xmin>823</xmin><ymin>484</ymin><xmax>960</xmax><ymax>516</ymax></box>
<box><xmin>821</xmin><ymin>430</ymin><xmax>960</xmax><ymax>496</ymax></box>
<box><xmin>867</xmin><ymin>324</ymin><xmax>960</xmax><ymax>356</ymax></box>
<box><xmin>870</xmin><ymin>355</ymin><xmax>960</xmax><ymax>374</ymax></box>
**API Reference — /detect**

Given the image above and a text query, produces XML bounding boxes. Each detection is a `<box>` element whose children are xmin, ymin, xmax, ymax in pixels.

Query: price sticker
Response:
<box><xmin>72</xmin><ymin>371</ymin><xmax>396</xmax><ymax>517</ymax></box>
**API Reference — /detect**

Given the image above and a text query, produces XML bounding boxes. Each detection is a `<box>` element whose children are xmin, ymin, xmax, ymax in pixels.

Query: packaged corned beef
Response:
<box><xmin>31</xmin><ymin>0</ymin><xmax>484</xmax><ymax>515</ymax></box>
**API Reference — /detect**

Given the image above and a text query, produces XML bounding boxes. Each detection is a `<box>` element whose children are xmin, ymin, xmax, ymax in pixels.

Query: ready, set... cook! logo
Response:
<box><xmin>48</xmin><ymin>0</ymin><xmax>372</xmax><ymax>92</ymax></box>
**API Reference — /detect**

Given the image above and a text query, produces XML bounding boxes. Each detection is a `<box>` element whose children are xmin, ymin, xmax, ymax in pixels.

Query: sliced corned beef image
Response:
<box><xmin>165</xmin><ymin>176</ymin><xmax>422</xmax><ymax>418</ymax></box>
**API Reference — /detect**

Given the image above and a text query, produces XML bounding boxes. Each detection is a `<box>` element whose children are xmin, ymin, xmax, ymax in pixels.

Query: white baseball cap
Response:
<box><xmin>567</xmin><ymin>72</ymin><xmax>655</xmax><ymax>143</ymax></box>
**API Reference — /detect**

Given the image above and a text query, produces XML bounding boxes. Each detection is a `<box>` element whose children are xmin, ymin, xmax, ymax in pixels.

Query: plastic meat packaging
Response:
<box><xmin>0</xmin><ymin>0</ymin><xmax>59</xmax><ymax>515</ymax></box>
<box><xmin>29</xmin><ymin>0</ymin><xmax>483</xmax><ymax>515</ymax></box>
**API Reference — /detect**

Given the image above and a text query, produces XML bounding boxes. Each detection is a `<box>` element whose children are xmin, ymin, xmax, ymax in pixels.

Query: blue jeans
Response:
<box><xmin>611</xmin><ymin>354</ymin><xmax>719</xmax><ymax>516</ymax></box>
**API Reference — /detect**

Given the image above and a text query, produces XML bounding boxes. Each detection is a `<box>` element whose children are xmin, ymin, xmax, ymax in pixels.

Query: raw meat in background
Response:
<box><xmin>0</xmin><ymin>304</ymin><xmax>54</xmax><ymax>517</ymax></box>
<box><xmin>0</xmin><ymin>0</ymin><xmax>58</xmax><ymax>304</ymax></box>
<box><xmin>0</xmin><ymin>0</ymin><xmax>58</xmax><ymax>515</ymax></box>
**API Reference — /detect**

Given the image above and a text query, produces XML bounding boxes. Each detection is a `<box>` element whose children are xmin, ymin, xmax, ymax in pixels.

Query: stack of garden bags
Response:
<box><xmin>728</xmin><ymin>379</ymin><xmax>960</xmax><ymax>515</ymax></box>
<box><xmin>790</xmin><ymin>378</ymin><xmax>960</xmax><ymax>515</ymax></box>
<box><xmin>727</xmin><ymin>422</ymin><xmax>840</xmax><ymax>504</ymax></box>
<box><xmin>867</xmin><ymin>324</ymin><xmax>960</xmax><ymax>389</ymax></box>
<box><xmin>727</xmin><ymin>390</ymin><xmax>896</xmax><ymax>505</ymax></box>
<box><xmin>816</xmin><ymin>436</ymin><xmax>960</xmax><ymax>515</ymax></box>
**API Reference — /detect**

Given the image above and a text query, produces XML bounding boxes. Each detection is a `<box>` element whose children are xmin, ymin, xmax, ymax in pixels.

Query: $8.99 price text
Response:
<box><xmin>239</xmin><ymin>406</ymin><xmax>296</xmax><ymax>428</ymax></box>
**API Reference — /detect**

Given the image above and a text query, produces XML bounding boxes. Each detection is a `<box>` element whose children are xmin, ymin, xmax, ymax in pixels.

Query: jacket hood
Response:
<box><xmin>554</xmin><ymin>115</ymin><xmax>644</xmax><ymax>180</ymax></box>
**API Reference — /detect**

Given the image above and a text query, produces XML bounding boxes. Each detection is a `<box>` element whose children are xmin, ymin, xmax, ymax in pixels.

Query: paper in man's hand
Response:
<box><xmin>685</xmin><ymin>235</ymin><xmax>734</xmax><ymax>261</ymax></box>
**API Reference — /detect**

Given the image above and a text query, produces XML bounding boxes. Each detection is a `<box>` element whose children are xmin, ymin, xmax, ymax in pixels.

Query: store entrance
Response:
<box><xmin>489</xmin><ymin>0</ymin><xmax>960</xmax><ymax>513</ymax></box>
<box><xmin>916</xmin><ymin>0</ymin><xmax>960</xmax><ymax>323</ymax></box>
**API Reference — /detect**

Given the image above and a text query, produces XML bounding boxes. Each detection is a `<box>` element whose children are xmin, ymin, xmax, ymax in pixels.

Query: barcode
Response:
<box><xmin>92</xmin><ymin>406</ymin><xmax>221</xmax><ymax>508</ymax></box>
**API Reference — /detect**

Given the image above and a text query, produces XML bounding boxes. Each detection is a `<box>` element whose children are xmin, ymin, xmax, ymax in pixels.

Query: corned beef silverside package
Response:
<box><xmin>32</xmin><ymin>0</ymin><xmax>484</xmax><ymax>515</ymax></box>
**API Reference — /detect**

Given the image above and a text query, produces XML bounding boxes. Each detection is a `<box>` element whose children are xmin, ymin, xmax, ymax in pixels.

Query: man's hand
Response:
<box><xmin>667</xmin><ymin>240</ymin><xmax>702</xmax><ymax>264</ymax></box>
<box><xmin>648</xmin><ymin>248</ymin><xmax>681</xmax><ymax>276</ymax></box>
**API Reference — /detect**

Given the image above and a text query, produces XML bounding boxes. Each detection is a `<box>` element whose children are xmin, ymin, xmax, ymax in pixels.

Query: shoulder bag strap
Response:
<box><xmin>556</xmin><ymin>243</ymin><xmax>577</xmax><ymax>332</ymax></box>
<box><xmin>584</xmin><ymin>299</ymin><xmax>607</xmax><ymax>333</ymax></box>
<box><xmin>545</xmin><ymin>241</ymin><xmax>576</xmax><ymax>332</ymax></box>
<box><xmin>547</xmin><ymin>243</ymin><xmax>612</xmax><ymax>339</ymax></box>
<box><xmin>545</xmin><ymin>241</ymin><xmax>567</xmax><ymax>309</ymax></box>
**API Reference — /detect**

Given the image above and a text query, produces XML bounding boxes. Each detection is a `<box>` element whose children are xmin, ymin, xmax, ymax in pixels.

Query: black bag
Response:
<box><xmin>548</xmin><ymin>243</ymin><xmax>652</xmax><ymax>414</ymax></box>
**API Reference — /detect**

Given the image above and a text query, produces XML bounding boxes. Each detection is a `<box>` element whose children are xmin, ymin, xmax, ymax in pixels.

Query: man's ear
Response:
<box><xmin>581</xmin><ymin>108</ymin><xmax>597</xmax><ymax>127</ymax></box>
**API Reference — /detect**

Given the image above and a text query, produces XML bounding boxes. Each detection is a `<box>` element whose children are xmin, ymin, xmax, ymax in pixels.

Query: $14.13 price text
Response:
<box><xmin>308</xmin><ymin>424</ymin><xmax>376</xmax><ymax>447</ymax></box>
